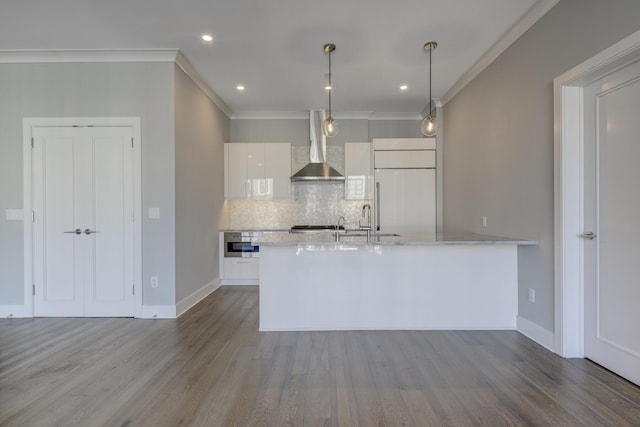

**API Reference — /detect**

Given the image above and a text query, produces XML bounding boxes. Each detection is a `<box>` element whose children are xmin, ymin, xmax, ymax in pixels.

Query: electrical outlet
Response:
<box><xmin>150</xmin><ymin>276</ymin><xmax>159</xmax><ymax>288</ymax></box>
<box><xmin>528</xmin><ymin>288</ymin><xmax>536</xmax><ymax>303</ymax></box>
<box><xmin>482</xmin><ymin>215</ymin><xmax>488</xmax><ymax>228</ymax></box>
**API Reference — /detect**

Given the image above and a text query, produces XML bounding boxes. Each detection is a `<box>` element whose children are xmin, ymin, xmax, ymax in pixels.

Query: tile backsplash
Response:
<box><xmin>227</xmin><ymin>145</ymin><xmax>372</xmax><ymax>230</ymax></box>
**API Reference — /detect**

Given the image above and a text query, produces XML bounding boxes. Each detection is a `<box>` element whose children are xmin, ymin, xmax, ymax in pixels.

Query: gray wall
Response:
<box><xmin>442</xmin><ymin>0</ymin><xmax>640</xmax><ymax>332</ymax></box>
<box><xmin>230</xmin><ymin>118</ymin><xmax>420</xmax><ymax>144</ymax></box>
<box><xmin>174</xmin><ymin>65</ymin><xmax>229</xmax><ymax>302</ymax></box>
<box><xmin>0</xmin><ymin>62</ymin><xmax>176</xmax><ymax>306</ymax></box>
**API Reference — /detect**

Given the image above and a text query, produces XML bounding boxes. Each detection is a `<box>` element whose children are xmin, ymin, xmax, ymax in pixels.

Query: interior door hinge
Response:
<box><xmin>31</xmin><ymin>137</ymin><xmax>34</xmax><ymax>148</ymax></box>
<box><xmin>132</xmin><ymin>284</ymin><xmax>135</xmax><ymax>296</ymax></box>
<box><xmin>32</xmin><ymin>211</ymin><xmax>35</xmax><ymax>223</ymax></box>
<box><xmin>131</xmin><ymin>137</ymin><xmax>134</xmax><ymax>148</ymax></box>
<box><xmin>32</xmin><ymin>284</ymin><xmax>35</xmax><ymax>295</ymax></box>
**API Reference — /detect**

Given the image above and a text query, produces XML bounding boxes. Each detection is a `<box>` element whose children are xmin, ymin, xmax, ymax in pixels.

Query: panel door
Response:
<box><xmin>375</xmin><ymin>168</ymin><xmax>436</xmax><ymax>234</ymax></box>
<box><xmin>33</xmin><ymin>126</ymin><xmax>134</xmax><ymax>317</ymax></box>
<box><xmin>583</xmin><ymin>60</ymin><xmax>640</xmax><ymax>385</ymax></box>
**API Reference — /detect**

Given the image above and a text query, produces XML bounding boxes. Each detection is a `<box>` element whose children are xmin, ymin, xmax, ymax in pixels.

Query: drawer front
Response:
<box><xmin>374</xmin><ymin>150</ymin><xmax>435</xmax><ymax>169</ymax></box>
<box><xmin>373</xmin><ymin>138</ymin><xmax>436</xmax><ymax>150</ymax></box>
<box><xmin>223</xmin><ymin>258</ymin><xmax>260</xmax><ymax>279</ymax></box>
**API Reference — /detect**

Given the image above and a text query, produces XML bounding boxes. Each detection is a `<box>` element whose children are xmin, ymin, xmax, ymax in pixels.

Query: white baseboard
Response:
<box><xmin>517</xmin><ymin>315</ymin><xmax>555</xmax><ymax>352</ymax></box>
<box><xmin>221</xmin><ymin>278</ymin><xmax>259</xmax><ymax>286</ymax></box>
<box><xmin>176</xmin><ymin>279</ymin><xmax>220</xmax><ymax>317</ymax></box>
<box><xmin>0</xmin><ymin>305</ymin><xmax>30</xmax><ymax>318</ymax></box>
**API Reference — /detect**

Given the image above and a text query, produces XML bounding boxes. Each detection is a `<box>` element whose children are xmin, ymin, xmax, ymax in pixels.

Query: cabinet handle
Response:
<box><xmin>375</xmin><ymin>182</ymin><xmax>381</xmax><ymax>231</ymax></box>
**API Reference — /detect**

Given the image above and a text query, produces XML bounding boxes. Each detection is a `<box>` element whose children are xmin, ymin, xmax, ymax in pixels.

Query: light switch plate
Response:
<box><xmin>6</xmin><ymin>209</ymin><xmax>23</xmax><ymax>220</ymax></box>
<box><xmin>148</xmin><ymin>208</ymin><xmax>160</xmax><ymax>219</ymax></box>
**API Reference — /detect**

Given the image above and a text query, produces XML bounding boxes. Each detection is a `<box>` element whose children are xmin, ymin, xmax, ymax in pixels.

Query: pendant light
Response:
<box><xmin>421</xmin><ymin>41</ymin><xmax>438</xmax><ymax>137</ymax></box>
<box><xmin>323</xmin><ymin>43</ymin><xmax>339</xmax><ymax>138</ymax></box>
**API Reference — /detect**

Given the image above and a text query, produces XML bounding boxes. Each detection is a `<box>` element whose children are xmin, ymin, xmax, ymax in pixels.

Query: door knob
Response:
<box><xmin>64</xmin><ymin>229</ymin><xmax>82</xmax><ymax>235</ymax></box>
<box><xmin>83</xmin><ymin>229</ymin><xmax>98</xmax><ymax>235</ymax></box>
<box><xmin>580</xmin><ymin>231</ymin><xmax>597</xmax><ymax>240</ymax></box>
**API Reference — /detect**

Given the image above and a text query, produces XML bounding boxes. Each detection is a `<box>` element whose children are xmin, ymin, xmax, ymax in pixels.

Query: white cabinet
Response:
<box><xmin>224</xmin><ymin>143</ymin><xmax>291</xmax><ymax>199</ymax></box>
<box><xmin>264</xmin><ymin>143</ymin><xmax>292</xmax><ymax>199</ymax></box>
<box><xmin>375</xmin><ymin>168</ymin><xmax>436</xmax><ymax>234</ymax></box>
<box><xmin>223</xmin><ymin>258</ymin><xmax>259</xmax><ymax>280</ymax></box>
<box><xmin>344</xmin><ymin>142</ymin><xmax>372</xmax><ymax>199</ymax></box>
<box><xmin>373</xmin><ymin>138</ymin><xmax>437</xmax><ymax>233</ymax></box>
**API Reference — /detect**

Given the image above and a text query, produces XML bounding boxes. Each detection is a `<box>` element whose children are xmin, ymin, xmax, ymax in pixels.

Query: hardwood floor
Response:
<box><xmin>1</xmin><ymin>286</ymin><xmax>639</xmax><ymax>426</ymax></box>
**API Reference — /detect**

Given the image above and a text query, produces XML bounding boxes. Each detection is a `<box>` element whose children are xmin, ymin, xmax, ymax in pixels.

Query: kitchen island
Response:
<box><xmin>257</xmin><ymin>232</ymin><xmax>535</xmax><ymax>331</ymax></box>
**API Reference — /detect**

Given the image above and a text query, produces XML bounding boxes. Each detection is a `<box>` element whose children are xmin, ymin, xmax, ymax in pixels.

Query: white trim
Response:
<box><xmin>367</xmin><ymin>112</ymin><xmax>421</xmax><ymax>121</ymax></box>
<box><xmin>442</xmin><ymin>0</ymin><xmax>560</xmax><ymax>105</ymax></box>
<box><xmin>230</xmin><ymin>111</ymin><xmax>424</xmax><ymax>121</ymax></box>
<box><xmin>553</xmin><ymin>29</ymin><xmax>640</xmax><ymax>358</ymax></box>
<box><xmin>0</xmin><ymin>49</ymin><xmax>179</xmax><ymax>64</ymax></box>
<box><xmin>517</xmin><ymin>315</ymin><xmax>555</xmax><ymax>352</ymax></box>
<box><xmin>231</xmin><ymin>111</ymin><xmax>310</xmax><ymax>120</ymax></box>
<box><xmin>0</xmin><ymin>305</ymin><xmax>30</xmax><ymax>318</ymax></box>
<box><xmin>260</xmin><ymin>325</ymin><xmax>516</xmax><ymax>332</ymax></box>
<box><xmin>175</xmin><ymin>280</ymin><xmax>221</xmax><ymax>317</ymax></box>
<box><xmin>174</xmin><ymin>51</ymin><xmax>232</xmax><ymax>118</ymax></box>
<box><xmin>221</xmin><ymin>279</ymin><xmax>259</xmax><ymax>286</ymax></box>
<box><xmin>23</xmin><ymin>117</ymin><xmax>143</xmax><ymax>319</ymax></box>
<box><xmin>139</xmin><ymin>305</ymin><xmax>177</xmax><ymax>319</ymax></box>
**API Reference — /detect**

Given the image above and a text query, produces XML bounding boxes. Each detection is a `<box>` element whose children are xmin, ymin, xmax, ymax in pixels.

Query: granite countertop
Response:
<box><xmin>219</xmin><ymin>229</ymin><xmax>291</xmax><ymax>233</ymax></box>
<box><xmin>256</xmin><ymin>231</ymin><xmax>537</xmax><ymax>246</ymax></box>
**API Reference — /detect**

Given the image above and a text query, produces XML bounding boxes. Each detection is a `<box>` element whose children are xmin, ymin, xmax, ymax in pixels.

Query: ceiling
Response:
<box><xmin>0</xmin><ymin>0</ymin><xmax>556</xmax><ymax>118</ymax></box>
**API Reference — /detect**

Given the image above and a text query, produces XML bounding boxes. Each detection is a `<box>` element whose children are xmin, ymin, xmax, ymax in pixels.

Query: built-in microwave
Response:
<box><xmin>223</xmin><ymin>231</ymin><xmax>261</xmax><ymax>258</ymax></box>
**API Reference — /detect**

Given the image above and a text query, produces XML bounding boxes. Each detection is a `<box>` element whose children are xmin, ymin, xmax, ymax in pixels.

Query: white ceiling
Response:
<box><xmin>0</xmin><ymin>0</ymin><xmax>556</xmax><ymax>118</ymax></box>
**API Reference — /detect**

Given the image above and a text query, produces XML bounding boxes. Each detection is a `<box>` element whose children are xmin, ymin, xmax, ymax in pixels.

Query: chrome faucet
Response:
<box><xmin>360</xmin><ymin>204</ymin><xmax>372</xmax><ymax>241</ymax></box>
<box><xmin>335</xmin><ymin>216</ymin><xmax>346</xmax><ymax>241</ymax></box>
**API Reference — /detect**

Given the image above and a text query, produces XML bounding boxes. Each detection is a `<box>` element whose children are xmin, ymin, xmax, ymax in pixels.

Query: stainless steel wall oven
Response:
<box><xmin>223</xmin><ymin>232</ymin><xmax>261</xmax><ymax>258</ymax></box>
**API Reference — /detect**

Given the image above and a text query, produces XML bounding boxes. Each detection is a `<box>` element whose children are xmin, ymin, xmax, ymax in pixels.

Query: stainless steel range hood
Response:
<box><xmin>290</xmin><ymin>110</ymin><xmax>345</xmax><ymax>182</ymax></box>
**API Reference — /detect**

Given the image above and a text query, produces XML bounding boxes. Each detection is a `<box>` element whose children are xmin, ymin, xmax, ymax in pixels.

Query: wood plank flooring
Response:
<box><xmin>1</xmin><ymin>286</ymin><xmax>640</xmax><ymax>426</ymax></box>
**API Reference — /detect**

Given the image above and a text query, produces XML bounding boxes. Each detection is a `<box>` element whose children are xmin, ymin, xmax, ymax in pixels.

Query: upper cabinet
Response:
<box><xmin>224</xmin><ymin>143</ymin><xmax>291</xmax><ymax>199</ymax></box>
<box><xmin>344</xmin><ymin>142</ymin><xmax>373</xmax><ymax>199</ymax></box>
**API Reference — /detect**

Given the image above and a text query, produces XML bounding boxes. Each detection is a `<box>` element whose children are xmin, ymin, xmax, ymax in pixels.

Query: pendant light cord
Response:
<box><xmin>328</xmin><ymin>49</ymin><xmax>332</xmax><ymax>117</ymax></box>
<box><xmin>428</xmin><ymin>46</ymin><xmax>432</xmax><ymax>117</ymax></box>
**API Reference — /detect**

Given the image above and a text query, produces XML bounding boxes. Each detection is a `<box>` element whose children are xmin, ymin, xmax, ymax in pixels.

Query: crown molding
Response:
<box><xmin>369</xmin><ymin>112</ymin><xmax>422</xmax><ymax>121</ymax></box>
<box><xmin>0</xmin><ymin>48</ymin><xmax>180</xmax><ymax>63</ymax></box>
<box><xmin>442</xmin><ymin>0</ymin><xmax>560</xmax><ymax>105</ymax></box>
<box><xmin>230</xmin><ymin>111</ymin><xmax>422</xmax><ymax>121</ymax></box>
<box><xmin>231</xmin><ymin>111</ymin><xmax>310</xmax><ymax>120</ymax></box>
<box><xmin>174</xmin><ymin>51</ymin><xmax>232</xmax><ymax>118</ymax></box>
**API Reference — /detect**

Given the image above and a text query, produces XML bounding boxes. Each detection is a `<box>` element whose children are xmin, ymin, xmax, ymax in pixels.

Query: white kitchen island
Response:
<box><xmin>257</xmin><ymin>232</ymin><xmax>535</xmax><ymax>331</ymax></box>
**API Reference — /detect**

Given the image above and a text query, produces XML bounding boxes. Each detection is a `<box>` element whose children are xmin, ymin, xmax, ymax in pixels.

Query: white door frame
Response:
<box><xmin>554</xmin><ymin>30</ymin><xmax>640</xmax><ymax>357</ymax></box>
<box><xmin>23</xmin><ymin>117</ymin><xmax>143</xmax><ymax>318</ymax></box>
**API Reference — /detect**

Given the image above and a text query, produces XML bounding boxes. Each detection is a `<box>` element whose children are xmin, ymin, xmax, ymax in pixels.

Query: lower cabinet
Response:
<box><xmin>223</xmin><ymin>258</ymin><xmax>259</xmax><ymax>280</ymax></box>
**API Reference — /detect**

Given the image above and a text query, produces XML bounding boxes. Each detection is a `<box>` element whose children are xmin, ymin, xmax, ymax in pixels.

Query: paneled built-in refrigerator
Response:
<box><xmin>373</xmin><ymin>138</ymin><xmax>436</xmax><ymax>234</ymax></box>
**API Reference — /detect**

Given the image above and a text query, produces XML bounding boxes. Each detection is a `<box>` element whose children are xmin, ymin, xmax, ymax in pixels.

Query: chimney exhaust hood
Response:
<box><xmin>290</xmin><ymin>110</ymin><xmax>345</xmax><ymax>182</ymax></box>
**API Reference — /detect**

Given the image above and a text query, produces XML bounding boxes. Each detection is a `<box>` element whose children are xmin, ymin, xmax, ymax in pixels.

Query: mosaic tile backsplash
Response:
<box><xmin>227</xmin><ymin>145</ymin><xmax>373</xmax><ymax>230</ymax></box>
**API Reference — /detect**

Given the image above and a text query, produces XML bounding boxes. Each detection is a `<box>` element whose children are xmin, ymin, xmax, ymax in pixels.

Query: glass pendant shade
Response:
<box><xmin>323</xmin><ymin>116</ymin><xmax>339</xmax><ymax>137</ymax></box>
<box><xmin>421</xmin><ymin>114</ymin><xmax>437</xmax><ymax>137</ymax></box>
<box><xmin>421</xmin><ymin>41</ymin><xmax>438</xmax><ymax>137</ymax></box>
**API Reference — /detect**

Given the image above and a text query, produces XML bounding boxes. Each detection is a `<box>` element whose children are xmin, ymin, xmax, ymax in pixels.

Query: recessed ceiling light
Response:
<box><xmin>400</xmin><ymin>85</ymin><xmax>408</xmax><ymax>91</ymax></box>
<box><xmin>236</xmin><ymin>85</ymin><xmax>245</xmax><ymax>91</ymax></box>
<box><xmin>324</xmin><ymin>85</ymin><xmax>332</xmax><ymax>91</ymax></box>
<box><xmin>201</xmin><ymin>34</ymin><xmax>213</xmax><ymax>42</ymax></box>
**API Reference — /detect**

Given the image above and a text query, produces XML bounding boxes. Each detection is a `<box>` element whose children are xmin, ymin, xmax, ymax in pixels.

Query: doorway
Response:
<box><xmin>23</xmin><ymin>118</ymin><xmax>142</xmax><ymax>317</ymax></box>
<box><xmin>554</xmin><ymin>30</ymin><xmax>640</xmax><ymax>386</ymax></box>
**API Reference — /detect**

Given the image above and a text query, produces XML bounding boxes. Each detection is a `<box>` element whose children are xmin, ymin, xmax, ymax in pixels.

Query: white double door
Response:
<box><xmin>583</xmin><ymin>60</ymin><xmax>640</xmax><ymax>385</ymax></box>
<box><xmin>33</xmin><ymin>126</ymin><xmax>134</xmax><ymax>317</ymax></box>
